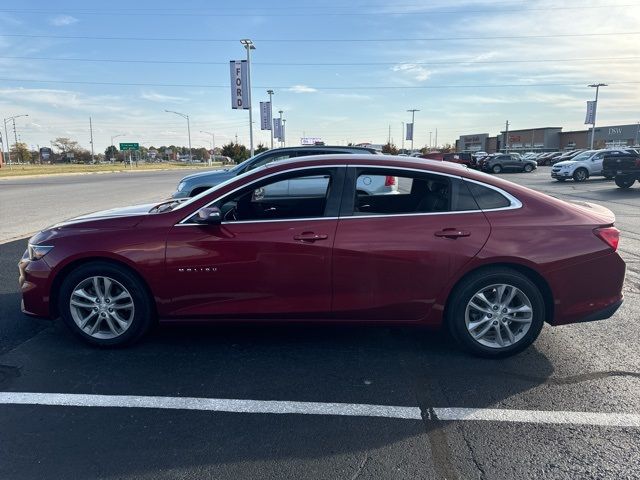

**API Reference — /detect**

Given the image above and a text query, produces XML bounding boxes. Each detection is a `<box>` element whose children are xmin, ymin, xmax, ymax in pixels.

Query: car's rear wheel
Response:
<box><xmin>523</xmin><ymin>164</ymin><xmax>533</xmax><ymax>173</ymax></box>
<box><xmin>614</xmin><ymin>176</ymin><xmax>636</xmax><ymax>189</ymax></box>
<box><xmin>447</xmin><ymin>268</ymin><xmax>545</xmax><ymax>358</ymax></box>
<box><xmin>573</xmin><ymin>168</ymin><xmax>588</xmax><ymax>182</ymax></box>
<box><xmin>58</xmin><ymin>262</ymin><xmax>154</xmax><ymax>347</ymax></box>
<box><xmin>492</xmin><ymin>165</ymin><xmax>503</xmax><ymax>174</ymax></box>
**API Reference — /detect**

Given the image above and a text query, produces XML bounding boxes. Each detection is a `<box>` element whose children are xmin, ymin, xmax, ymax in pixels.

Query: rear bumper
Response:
<box><xmin>571</xmin><ymin>299</ymin><xmax>623</xmax><ymax>324</ymax></box>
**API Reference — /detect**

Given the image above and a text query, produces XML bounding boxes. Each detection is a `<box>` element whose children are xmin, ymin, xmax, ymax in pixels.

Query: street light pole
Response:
<box><xmin>200</xmin><ymin>130</ymin><xmax>215</xmax><ymax>165</ymax></box>
<box><xmin>278</xmin><ymin>110</ymin><xmax>283</xmax><ymax>147</ymax></box>
<box><xmin>240</xmin><ymin>39</ymin><xmax>256</xmax><ymax>157</ymax></box>
<box><xmin>165</xmin><ymin>110</ymin><xmax>192</xmax><ymax>161</ymax></box>
<box><xmin>588</xmin><ymin>83</ymin><xmax>607</xmax><ymax>150</ymax></box>
<box><xmin>282</xmin><ymin>119</ymin><xmax>286</xmax><ymax>148</ymax></box>
<box><xmin>267</xmin><ymin>89</ymin><xmax>274</xmax><ymax>149</ymax></box>
<box><xmin>401</xmin><ymin>122</ymin><xmax>405</xmax><ymax>152</ymax></box>
<box><xmin>407</xmin><ymin>109</ymin><xmax>419</xmax><ymax>152</ymax></box>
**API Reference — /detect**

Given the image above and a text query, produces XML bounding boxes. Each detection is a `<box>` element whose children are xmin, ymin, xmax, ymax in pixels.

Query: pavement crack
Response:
<box><xmin>349</xmin><ymin>454</ymin><xmax>370</xmax><ymax>480</ymax></box>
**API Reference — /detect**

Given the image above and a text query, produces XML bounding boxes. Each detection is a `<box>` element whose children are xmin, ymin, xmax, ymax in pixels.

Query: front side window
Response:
<box><xmin>217</xmin><ymin>169</ymin><xmax>334</xmax><ymax>222</ymax></box>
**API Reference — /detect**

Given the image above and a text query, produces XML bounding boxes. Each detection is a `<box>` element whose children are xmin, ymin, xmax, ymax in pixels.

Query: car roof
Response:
<box><xmin>263</xmin><ymin>145</ymin><xmax>378</xmax><ymax>154</ymax></box>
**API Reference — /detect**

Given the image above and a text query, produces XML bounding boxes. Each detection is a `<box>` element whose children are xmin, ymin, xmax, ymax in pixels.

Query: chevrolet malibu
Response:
<box><xmin>19</xmin><ymin>156</ymin><xmax>625</xmax><ymax>357</ymax></box>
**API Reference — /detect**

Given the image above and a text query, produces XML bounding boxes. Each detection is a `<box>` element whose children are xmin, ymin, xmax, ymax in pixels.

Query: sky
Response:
<box><xmin>0</xmin><ymin>0</ymin><xmax>639</xmax><ymax>153</ymax></box>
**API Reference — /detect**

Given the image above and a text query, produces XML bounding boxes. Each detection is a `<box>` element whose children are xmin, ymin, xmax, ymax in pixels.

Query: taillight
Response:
<box><xmin>594</xmin><ymin>226</ymin><xmax>620</xmax><ymax>251</ymax></box>
<box><xmin>384</xmin><ymin>175</ymin><xmax>396</xmax><ymax>186</ymax></box>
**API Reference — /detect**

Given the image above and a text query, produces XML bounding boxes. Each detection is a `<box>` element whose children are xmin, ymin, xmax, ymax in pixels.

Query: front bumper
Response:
<box><xmin>551</xmin><ymin>170</ymin><xmax>571</xmax><ymax>178</ymax></box>
<box><xmin>171</xmin><ymin>189</ymin><xmax>189</xmax><ymax>199</ymax></box>
<box><xmin>19</xmin><ymin>256</ymin><xmax>54</xmax><ymax>318</ymax></box>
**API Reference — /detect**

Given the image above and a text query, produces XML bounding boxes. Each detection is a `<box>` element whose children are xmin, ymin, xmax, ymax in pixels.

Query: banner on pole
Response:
<box><xmin>584</xmin><ymin>100</ymin><xmax>597</xmax><ymax>125</ymax></box>
<box><xmin>406</xmin><ymin>123</ymin><xmax>414</xmax><ymax>141</ymax></box>
<box><xmin>260</xmin><ymin>102</ymin><xmax>272</xmax><ymax>130</ymax></box>
<box><xmin>273</xmin><ymin>118</ymin><xmax>282</xmax><ymax>139</ymax></box>
<box><xmin>230</xmin><ymin>60</ymin><xmax>249</xmax><ymax>110</ymax></box>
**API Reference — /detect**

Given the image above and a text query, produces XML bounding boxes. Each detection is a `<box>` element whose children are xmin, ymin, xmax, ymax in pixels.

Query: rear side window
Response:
<box><xmin>465</xmin><ymin>181</ymin><xmax>512</xmax><ymax>210</ymax></box>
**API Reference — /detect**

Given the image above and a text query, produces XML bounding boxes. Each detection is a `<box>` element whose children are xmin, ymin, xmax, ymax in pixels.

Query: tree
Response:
<box><xmin>440</xmin><ymin>143</ymin><xmax>455</xmax><ymax>153</ymax></box>
<box><xmin>255</xmin><ymin>143</ymin><xmax>268</xmax><ymax>154</ymax></box>
<box><xmin>10</xmin><ymin>142</ymin><xmax>31</xmax><ymax>163</ymax></box>
<box><xmin>381</xmin><ymin>142</ymin><xmax>398</xmax><ymax>155</ymax></box>
<box><xmin>51</xmin><ymin>137</ymin><xmax>80</xmax><ymax>154</ymax></box>
<box><xmin>105</xmin><ymin>145</ymin><xmax>119</xmax><ymax>161</ymax></box>
<box><xmin>221</xmin><ymin>142</ymin><xmax>250</xmax><ymax>163</ymax></box>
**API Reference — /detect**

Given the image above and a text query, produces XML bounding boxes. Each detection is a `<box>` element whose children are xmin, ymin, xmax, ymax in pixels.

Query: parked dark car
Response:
<box><xmin>20</xmin><ymin>156</ymin><xmax>624</xmax><ymax>358</ymax></box>
<box><xmin>172</xmin><ymin>145</ymin><xmax>378</xmax><ymax>198</ymax></box>
<box><xmin>443</xmin><ymin>152</ymin><xmax>473</xmax><ymax>167</ymax></box>
<box><xmin>481</xmin><ymin>154</ymin><xmax>537</xmax><ymax>174</ymax></box>
<box><xmin>602</xmin><ymin>151</ymin><xmax>640</xmax><ymax>188</ymax></box>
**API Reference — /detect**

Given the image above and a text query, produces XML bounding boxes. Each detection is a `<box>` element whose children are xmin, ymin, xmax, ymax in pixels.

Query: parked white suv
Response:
<box><xmin>551</xmin><ymin>149</ymin><xmax>627</xmax><ymax>182</ymax></box>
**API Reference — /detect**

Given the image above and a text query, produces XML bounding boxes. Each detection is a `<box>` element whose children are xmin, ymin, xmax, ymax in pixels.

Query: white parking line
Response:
<box><xmin>1</xmin><ymin>392</ymin><xmax>639</xmax><ymax>428</ymax></box>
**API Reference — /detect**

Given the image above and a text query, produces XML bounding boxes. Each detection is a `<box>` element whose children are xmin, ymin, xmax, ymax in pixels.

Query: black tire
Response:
<box><xmin>58</xmin><ymin>261</ymin><xmax>154</xmax><ymax>347</ymax></box>
<box><xmin>573</xmin><ymin>168</ymin><xmax>588</xmax><ymax>182</ymax></box>
<box><xmin>492</xmin><ymin>164</ymin><xmax>503</xmax><ymax>174</ymax></box>
<box><xmin>555</xmin><ymin>178</ymin><xmax>566</xmax><ymax>182</ymax></box>
<box><xmin>614</xmin><ymin>176</ymin><xmax>636</xmax><ymax>189</ymax></box>
<box><xmin>446</xmin><ymin>267</ymin><xmax>545</xmax><ymax>358</ymax></box>
<box><xmin>604</xmin><ymin>175</ymin><xmax>614</xmax><ymax>180</ymax></box>
<box><xmin>523</xmin><ymin>164</ymin><xmax>533</xmax><ymax>173</ymax></box>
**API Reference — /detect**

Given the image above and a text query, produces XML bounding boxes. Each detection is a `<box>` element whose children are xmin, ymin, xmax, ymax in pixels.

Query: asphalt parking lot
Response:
<box><xmin>1</xmin><ymin>166</ymin><xmax>639</xmax><ymax>479</ymax></box>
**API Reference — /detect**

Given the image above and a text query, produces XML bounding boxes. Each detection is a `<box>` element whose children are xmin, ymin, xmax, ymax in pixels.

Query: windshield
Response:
<box><xmin>569</xmin><ymin>151</ymin><xmax>595</xmax><ymax>162</ymax></box>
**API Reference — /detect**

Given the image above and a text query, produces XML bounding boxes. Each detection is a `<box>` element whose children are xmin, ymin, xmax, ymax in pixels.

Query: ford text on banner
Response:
<box><xmin>273</xmin><ymin>118</ymin><xmax>282</xmax><ymax>140</ymax></box>
<box><xmin>406</xmin><ymin>123</ymin><xmax>414</xmax><ymax>141</ymax></box>
<box><xmin>260</xmin><ymin>102</ymin><xmax>272</xmax><ymax>130</ymax></box>
<box><xmin>584</xmin><ymin>101</ymin><xmax>597</xmax><ymax>125</ymax></box>
<box><xmin>230</xmin><ymin>60</ymin><xmax>249</xmax><ymax>110</ymax></box>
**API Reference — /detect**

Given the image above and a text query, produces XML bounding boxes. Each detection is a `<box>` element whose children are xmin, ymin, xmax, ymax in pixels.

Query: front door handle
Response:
<box><xmin>294</xmin><ymin>233</ymin><xmax>329</xmax><ymax>242</ymax></box>
<box><xmin>435</xmin><ymin>229</ymin><xmax>471</xmax><ymax>239</ymax></box>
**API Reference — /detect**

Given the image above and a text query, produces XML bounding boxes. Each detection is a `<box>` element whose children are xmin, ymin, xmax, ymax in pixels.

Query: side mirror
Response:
<box><xmin>195</xmin><ymin>206</ymin><xmax>222</xmax><ymax>225</ymax></box>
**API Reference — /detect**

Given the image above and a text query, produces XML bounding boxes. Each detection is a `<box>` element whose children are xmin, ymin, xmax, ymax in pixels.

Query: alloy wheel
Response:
<box><xmin>69</xmin><ymin>276</ymin><xmax>135</xmax><ymax>339</ymax></box>
<box><xmin>464</xmin><ymin>283</ymin><xmax>533</xmax><ymax>349</ymax></box>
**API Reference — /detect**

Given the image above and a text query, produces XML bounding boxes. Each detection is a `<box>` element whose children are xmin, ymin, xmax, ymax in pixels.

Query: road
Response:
<box><xmin>0</xmin><ymin>168</ymin><xmax>206</xmax><ymax>243</ymax></box>
<box><xmin>1</xmin><ymin>166</ymin><xmax>639</xmax><ymax>479</ymax></box>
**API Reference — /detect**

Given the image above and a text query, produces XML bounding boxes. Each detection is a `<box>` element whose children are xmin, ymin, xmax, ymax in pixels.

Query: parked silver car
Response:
<box><xmin>551</xmin><ymin>149</ymin><xmax>628</xmax><ymax>182</ymax></box>
<box><xmin>173</xmin><ymin>146</ymin><xmax>394</xmax><ymax>198</ymax></box>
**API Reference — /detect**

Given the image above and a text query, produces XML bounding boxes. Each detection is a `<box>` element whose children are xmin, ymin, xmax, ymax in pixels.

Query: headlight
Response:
<box><xmin>177</xmin><ymin>181</ymin><xmax>187</xmax><ymax>191</ymax></box>
<box><xmin>28</xmin><ymin>244</ymin><xmax>54</xmax><ymax>261</ymax></box>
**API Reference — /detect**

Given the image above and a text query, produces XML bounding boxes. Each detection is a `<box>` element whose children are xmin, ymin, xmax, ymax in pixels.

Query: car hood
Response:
<box><xmin>553</xmin><ymin>160</ymin><xmax>577</xmax><ymax>167</ymax></box>
<box><xmin>180</xmin><ymin>168</ymin><xmax>234</xmax><ymax>182</ymax></box>
<box><xmin>50</xmin><ymin>203</ymin><xmax>156</xmax><ymax>229</ymax></box>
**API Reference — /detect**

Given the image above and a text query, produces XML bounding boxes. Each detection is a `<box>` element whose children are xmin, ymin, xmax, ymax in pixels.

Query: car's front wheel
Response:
<box><xmin>523</xmin><ymin>164</ymin><xmax>533</xmax><ymax>173</ymax></box>
<box><xmin>58</xmin><ymin>262</ymin><xmax>154</xmax><ymax>347</ymax></box>
<box><xmin>492</xmin><ymin>164</ymin><xmax>503</xmax><ymax>174</ymax></box>
<box><xmin>447</xmin><ymin>268</ymin><xmax>545</xmax><ymax>358</ymax></box>
<box><xmin>573</xmin><ymin>168</ymin><xmax>588</xmax><ymax>182</ymax></box>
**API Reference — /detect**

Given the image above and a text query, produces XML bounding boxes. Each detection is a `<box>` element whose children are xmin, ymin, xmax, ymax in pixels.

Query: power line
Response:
<box><xmin>0</xmin><ymin>4</ymin><xmax>636</xmax><ymax>16</ymax></box>
<box><xmin>2</xmin><ymin>55</ymin><xmax>639</xmax><ymax>66</ymax></box>
<box><xmin>1</xmin><ymin>77</ymin><xmax>638</xmax><ymax>89</ymax></box>
<box><xmin>2</xmin><ymin>32</ymin><xmax>639</xmax><ymax>43</ymax></box>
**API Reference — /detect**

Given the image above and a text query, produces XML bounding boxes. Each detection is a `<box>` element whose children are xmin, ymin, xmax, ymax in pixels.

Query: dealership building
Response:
<box><xmin>456</xmin><ymin>123</ymin><xmax>640</xmax><ymax>153</ymax></box>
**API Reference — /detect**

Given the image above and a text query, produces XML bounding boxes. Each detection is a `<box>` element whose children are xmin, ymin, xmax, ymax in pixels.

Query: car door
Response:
<box><xmin>163</xmin><ymin>166</ymin><xmax>345</xmax><ymax>319</ymax></box>
<box><xmin>589</xmin><ymin>151</ymin><xmax>605</xmax><ymax>175</ymax></box>
<box><xmin>331</xmin><ymin>167</ymin><xmax>491</xmax><ymax>322</ymax></box>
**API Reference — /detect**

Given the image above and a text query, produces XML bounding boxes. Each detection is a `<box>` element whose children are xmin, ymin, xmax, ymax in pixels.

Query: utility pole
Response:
<box><xmin>388</xmin><ymin>124</ymin><xmax>391</xmax><ymax>145</ymax></box>
<box><xmin>588</xmin><ymin>83</ymin><xmax>607</xmax><ymax>149</ymax></box>
<box><xmin>505</xmin><ymin>120</ymin><xmax>510</xmax><ymax>153</ymax></box>
<box><xmin>267</xmin><ymin>89</ymin><xmax>274</xmax><ymax>149</ymax></box>
<box><xmin>89</xmin><ymin>117</ymin><xmax>95</xmax><ymax>163</ymax></box>
<box><xmin>278</xmin><ymin>110</ymin><xmax>283</xmax><ymax>147</ymax></box>
<box><xmin>407</xmin><ymin>109</ymin><xmax>419</xmax><ymax>152</ymax></box>
<box><xmin>240</xmin><ymin>39</ymin><xmax>256</xmax><ymax>157</ymax></box>
<box><xmin>435</xmin><ymin>128</ymin><xmax>438</xmax><ymax>149</ymax></box>
<box><xmin>429</xmin><ymin>132</ymin><xmax>432</xmax><ymax>149</ymax></box>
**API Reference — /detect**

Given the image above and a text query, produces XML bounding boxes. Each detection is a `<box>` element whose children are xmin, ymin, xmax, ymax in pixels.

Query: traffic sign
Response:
<box><xmin>119</xmin><ymin>143</ymin><xmax>139</xmax><ymax>150</ymax></box>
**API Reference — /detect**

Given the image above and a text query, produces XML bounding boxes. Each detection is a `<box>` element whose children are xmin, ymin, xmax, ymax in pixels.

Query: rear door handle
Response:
<box><xmin>435</xmin><ymin>229</ymin><xmax>471</xmax><ymax>239</ymax></box>
<box><xmin>294</xmin><ymin>233</ymin><xmax>329</xmax><ymax>242</ymax></box>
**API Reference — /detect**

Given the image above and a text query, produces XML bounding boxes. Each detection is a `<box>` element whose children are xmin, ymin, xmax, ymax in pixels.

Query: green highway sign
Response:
<box><xmin>119</xmin><ymin>143</ymin><xmax>139</xmax><ymax>150</ymax></box>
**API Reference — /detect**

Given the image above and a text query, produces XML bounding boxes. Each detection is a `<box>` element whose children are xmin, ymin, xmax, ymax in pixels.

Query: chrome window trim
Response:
<box><xmin>175</xmin><ymin>163</ymin><xmax>522</xmax><ymax>226</ymax></box>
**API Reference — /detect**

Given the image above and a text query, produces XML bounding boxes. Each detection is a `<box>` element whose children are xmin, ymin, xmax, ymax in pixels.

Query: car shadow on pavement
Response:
<box><xmin>0</xmin><ymin>238</ymin><xmax>556</xmax><ymax>479</ymax></box>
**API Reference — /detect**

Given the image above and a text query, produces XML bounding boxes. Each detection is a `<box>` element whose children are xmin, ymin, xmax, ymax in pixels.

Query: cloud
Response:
<box><xmin>287</xmin><ymin>85</ymin><xmax>318</xmax><ymax>93</ymax></box>
<box><xmin>0</xmin><ymin>87</ymin><xmax>124</xmax><ymax>112</ymax></box>
<box><xmin>49</xmin><ymin>15</ymin><xmax>79</xmax><ymax>26</ymax></box>
<box><xmin>391</xmin><ymin>64</ymin><xmax>432</xmax><ymax>82</ymax></box>
<box><xmin>141</xmin><ymin>91</ymin><xmax>187</xmax><ymax>103</ymax></box>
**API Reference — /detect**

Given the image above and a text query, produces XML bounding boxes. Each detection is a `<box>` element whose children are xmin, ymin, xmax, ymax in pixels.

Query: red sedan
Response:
<box><xmin>19</xmin><ymin>156</ymin><xmax>625</xmax><ymax>357</ymax></box>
